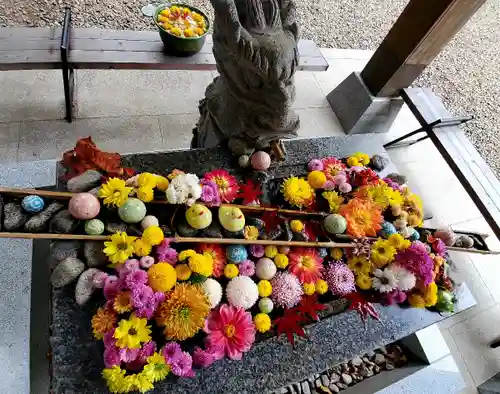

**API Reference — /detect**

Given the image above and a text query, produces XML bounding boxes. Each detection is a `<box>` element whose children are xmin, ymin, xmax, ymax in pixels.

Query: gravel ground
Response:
<box><xmin>0</xmin><ymin>0</ymin><xmax>499</xmax><ymax>175</ymax></box>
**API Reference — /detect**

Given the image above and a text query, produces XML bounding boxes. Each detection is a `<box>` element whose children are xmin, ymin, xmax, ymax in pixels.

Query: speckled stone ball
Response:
<box><xmin>21</xmin><ymin>195</ymin><xmax>45</xmax><ymax>213</ymax></box>
<box><xmin>84</xmin><ymin>219</ymin><xmax>105</xmax><ymax>235</ymax></box>
<box><xmin>68</xmin><ymin>193</ymin><xmax>100</xmax><ymax>220</ymax></box>
<box><xmin>226</xmin><ymin>244</ymin><xmax>248</xmax><ymax>263</ymax></box>
<box><xmin>258</xmin><ymin>297</ymin><xmax>274</xmax><ymax>313</ymax></box>
<box><xmin>251</xmin><ymin>151</ymin><xmax>271</xmax><ymax>171</ymax></box>
<box><xmin>238</xmin><ymin>155</ymin><xmax>250</xmax><ymax>168</ymax></box>
<box><xmin>118</xmin><ymin>198</ymin><xmax>147</xmax><ymax>223</ymax></box>
<box><xmin>324</xmin><ymin>214</ymin><xmax>347</xmax><ymax>234</ymax></box>
<box><xmin>379</xmin><ymin>221</ymin><xmax>397</xmax><ymax>238</ymax></box>
<box><xmin>141</xmin><ymin>215</ymin><xmax>159</xmax><ymax>230</ymax></box>
<box><xmin>256</xmin><ymin>258</ymin><xmax>277</xmax><ymax>280</ymax></box>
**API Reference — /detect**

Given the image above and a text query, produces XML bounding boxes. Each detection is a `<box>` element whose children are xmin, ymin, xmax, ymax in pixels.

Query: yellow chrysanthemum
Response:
<box><xmin>330</xmin><ymin>247</ymin><xmax>343</xmax><ymax>260</ymax></box>
<box><xmin>356</xmin><ymin>274</ymin><xmax>373</xmax><ymax>290</ymax></box>
<box><xmin>114</xmin><ymin>291</ymin><xmax>133</xmax><ymax>314</ymax></box>
<box><xmin>178</xmin><ymin>249</ymin><xmax>196</xmax><ymax>261</ymax></box>
<box><xmin>92</xmin><ymin>307</ymin><xmax>117</xmax><ymax>340</ymax></box>
<box><xmin>104</xmin><ymin>232</ymin><xmax>137</xmax><ymax>265</ymax></box>
<box><xmin>102</xmin><ymin>366</ymin><xmax>127</xmax><ymax>393</ymax></box>
<box><xmin>315</xmin><ymin>279</ymin><xmax>328</xmax><ymax>295</ymax></box>
<box><xmin>136</xmin><ymin>186</ymin><xmax>154</xmax><ymax>202</ymax></box>
<box><xmin>114</xmin><ymin>314</ymin><xmax>152</xmax><ymax>349</ymax></box>
<box><xmin>371</xmin><ymin>239</ymin><xmax>397</xmax><ymax>268</ymax></box>
<box><xmin>274</xmin><ymin>253</ymin><xmax>289</xmax><ymax>269</ymax></box>
<box><xmin>264</xmin><ymin>245</ymin><xmax>278</xmax><ymax>259</ymax></box>
<box><xmin>408</xmin><ymin>293</ymin><xmax>426</xmax><ymax>308</ymax></box>
<box><xmin>138</xmin><ymin>172</ymin><xmax>157</xmax><ymax>188</ymax></box>
<box><xmin>99</xmin><ymin>178</ymin><xmax>133</xmax><ymax>207</ymax></box>
<box><xmin>224</xmin><ymin>263</ymin><xmax>239</xmax><ymax>278</ymax></box>
<box><xmin>142</xmin><ymin>226</ymin><xmax>164</xmax><ymax>246</ymax></box>
<box><xmin>281</xmin><ymin>176</ymin><xmax>315</xmax><ymax>208</ymax></box>
<box><xmin>135</xmin><ymin>372</ymin><xmax>154</xmax><ymax>393</ymax></box>
<box><xmin>423</xmin><ymin>282</ymin><xmax>439</xmax><ymax>307</ymax></box>
<box><xmin>254</xmin><ymin>313</ymin><xmax>272</xmax><ymax>333</ymax></box>
<box><xmin>348</xmin><ymin>256</ymin><xmax>372</xmax><ymax>276</ymax></box>
<box><xmin>387</xmin><ymin>233</ymin><xmax>411</xmax><ymax>250</ymax></box>
<box><xmin>353</xmin><ymin>152</ymin><xmax>370</xmax><ymax>166</ymax></box>
<box><xmin>188</xmin><ymin>254</ymin><xmax>213</xmax><ymax>277</ymax></box>
<box><xmin>175</xmin><ymin>263</ymin><xmax>192</xmax><ymax>281</ymax></box>
<box><xmin>258</xmin><ymin>280</ymin><xmax>272</xmax><ymax>297</ymax></box>
<box><xmin>156</xmin><ymin>283</ymin><xmax>211</xmax><ymax>341</ymax></box>
<box><xmin>322</xmin><ymin>191</ymin><xmax>345</xmax><ymax>214</ymax></box>
<box><xmin>133</xmin><ymin>238</ymin><xmax>153</xmax><ymax>257</ymax></box>
<box><xmin>155</xmin><ymin>175</ymin><xmax>170</xmax><ymax>191</ymax></box>
<box><xmin>303</xmin><ymin>282</ymin><xmax>316</xmax><ymax>295</ymax></box>
<box><xmin>356</xmin><ymin>183</ymin><xmax>404</xmax><ymax>210</ymax></box>
<box><xmin>347</xmin><ymin>156</ymin><xmax>361</xmax><ymax>167</ymax></box>
<box><xmin>290</xmin><ymin>220</ymin><xmax>304</xmax><ymax>232</ymax></box>
<box><xmin>244</xmin><ymin>225</ymin><xmax>259</xmax><ymax>240</ymax></box>
<box><xmin>148</xmin><ymin>262</ymin><xmax>177</xmax><ymax>292</ymax></box>
<box><xmin>143</xmin><ymin>352</ymin><xmax>170</xmax><ymax>383</ymax></box>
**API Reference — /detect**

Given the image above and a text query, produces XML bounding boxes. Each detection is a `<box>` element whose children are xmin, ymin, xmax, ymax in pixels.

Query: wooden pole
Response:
<box><xmin>360</xmin><ymin>0</ymin><xmax>486</xmax><ymax>97</ymax></box>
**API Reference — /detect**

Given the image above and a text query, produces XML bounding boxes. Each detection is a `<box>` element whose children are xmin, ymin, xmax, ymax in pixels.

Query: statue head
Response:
<box><xmin>234</xmin><ymin>0</ymin><xmax>281</xmax><ymax>31</ymax></box>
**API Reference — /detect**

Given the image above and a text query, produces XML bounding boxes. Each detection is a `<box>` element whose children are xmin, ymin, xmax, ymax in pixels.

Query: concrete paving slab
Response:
<box><xmin>295</xmin><ymin>107</ymin><xmax>344</xmax><ymax>138</ymax></box>
<box><xmin>0</xmin><ymin>122</ymin><xmax>20</xmax><ymax>164</ymax></box>
<box><xmin>158</xmin><ymin>113</ymin><xmax>198</xmax><ymax>151</ymax></box>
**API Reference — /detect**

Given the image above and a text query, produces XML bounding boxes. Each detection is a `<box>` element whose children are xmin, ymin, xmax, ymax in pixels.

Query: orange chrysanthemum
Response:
<box><xmin>288</xmin><ymin>248</ymin><xmax>324</xmax><ymax>284</ymax></box>
<box><xmin>339</xmin><ymin>198</ymin><xmax>383</xmax><ymax>238</ymax></box>
<box><xmin>113</xmin><ymin>291</ymin><xmax>133</xmax><ymax>314</ymax></box>
<box><xmin>155</xmin><ymin>283</ymin><xmax>211</xmax><ymax>341</ymax></box>
<box><xmin>92</xmin><ymin>307</ymin><xmax>117</xmax><ymax>339</ymax></box>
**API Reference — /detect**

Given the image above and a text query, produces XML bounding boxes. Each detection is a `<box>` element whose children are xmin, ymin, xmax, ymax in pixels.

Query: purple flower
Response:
<box><xmin>170</xmin><ymin>351</ymin><xmax>195</xmax><ymax>377</ymax></box>
<box><xmin>131</xmin><ymin>284</ymin><xmax>154</xmax><ymax>309</ymax></box>
<box><xmin>162</xmin><ymin>342</ymin><xmax>183</xmax><ymax>364</ymax></box>
<box><xmin>249</xmin><ymin>245</ymin><xmax>265</xmax><ymax>258</ymax></box>
<box><xmin>432</xmin><ymin>238</ymin><xmax>447</xmax><ymax>257</ymax></box>
<box><xmin>323</xmin><ymin>181</ymin><xmax>336</xmax><ymax>190</ymax></box>
<box><xmin>200</xmin><ymin>179</ymin><xmax>222</xmax><ymax>207</ymax></box>
<box><xmin>119</xmin><ymin>347</ymin><xmax>140</xmax><ymax>363</ymax></box>
<box><xmin>103</xmin><ymin>330</ymin><xmax>116</xmax><ymax>348</ymax></box>
<box><xmin>383</xmin><ymin>177</ymin><xmax>404</xmax><ymax>192</ymax></box>
<box><xmin>338</xmin><ymin>182</ymin><xmax>352</xmax><ymax>193</ymax></box>
<box><xmin>238</xmin><ymin>259</ymin><xmax>255</xmax><ymax>277</ymax></box>
<box><xmin>140</xmin><ymin>256</ymin><xmax>155</xmax><ymax>269</ymax></box>
<box><xmin>104</xmin><ymin>346</ymin><xmax>121</xmax><ymax>368</ymax></box>
<box><xmin>192</xmin><ymin>346</ymin><xmax>216</xmax><ymax>368</ymax></box>
<box><xmin>308</xmin><ymin>159</ymin><xmax>324</xmax><ymax>171</ymax></box>
<box><xmin>381</xmin><ymin>289</ymin><xmax>407</xmax><ymax>306</ymax></box>
<box><xmin>333</xmin><ymin>173</ymin><xmax>346</xmax><ymax>185</ymax></box>
<box><xmin>157</xmin><ymin>240</ymin><xmax>178</xmax><ymax>265</ymax></box>
<box><xmin>395</xmin><ymin>244</ymin><xmax>434</xmax><ymax>285</ymax></box>
<box><xmin>124</xmin><ymin>269</ymin><xmax>148</xmax><ymax>289</ymax></box>
<box><xmin>139</xmin><ymin>341</ymin><xmax>156</xmax><ymax>362</ymax></box>
<box><xmin>124</xmin><ymin>259</ymin><xmax>140</xmax><ymax>272</ymax></box>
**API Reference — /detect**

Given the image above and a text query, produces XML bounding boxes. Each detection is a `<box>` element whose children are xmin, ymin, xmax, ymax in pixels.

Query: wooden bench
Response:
<box><xmin>384</xmin><ymin>87</ymin><xmax>500</xmax><ymax>241</ymax></box>
<box><xmin>0</xmin><ymin>8</ymin><xmax>328</xmax><ymax>123</ymax></box>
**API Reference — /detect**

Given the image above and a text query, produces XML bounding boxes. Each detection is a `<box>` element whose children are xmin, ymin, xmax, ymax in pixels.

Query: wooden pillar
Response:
<box><xmin>361</xmin><ymin>0</ymin><xmax>486</xmax><ymax>97</ymax></box>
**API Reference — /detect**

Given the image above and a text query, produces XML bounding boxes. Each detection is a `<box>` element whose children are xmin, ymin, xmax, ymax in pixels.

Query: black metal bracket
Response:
<box><xmin>60</xmin><ymin>7</ymin><xmax>74</xmax><ymax>123</ymax></box>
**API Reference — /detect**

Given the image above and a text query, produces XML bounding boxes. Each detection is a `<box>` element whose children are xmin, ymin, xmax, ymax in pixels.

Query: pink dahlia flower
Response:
<box><xmin>249</xmin><ymin>244</ymin><xmax>265</xmax><ymax>258</ymax></box>
<box><xmin>205</xmin><ymin>304</ymin><xmax>256</xmax><ymax>361</ymax></box>
<box><xmin>324</xmin><ymin>262</ymin><xmax>355</xmax><ymax>296</ymax></box>
<box><xmin>288</xmin><ymin>248</ymin><xmax>324</xmax><ymax>284</ymax></box>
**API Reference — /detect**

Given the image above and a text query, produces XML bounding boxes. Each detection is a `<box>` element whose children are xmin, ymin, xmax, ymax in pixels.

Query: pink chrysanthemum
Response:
<box><xmin>324</xmin><ymin>262</ymin><xmax>355</xmax><ymax>296</ymax></box>
<box><xmin>139</xmin><ymin>256</ymin><xmax>155</xmax><ymax>269</ymax></box>
<box><xmin>203</xmin><ymin>169</ymin><xmax>239</xmax><ymax>203</ymax></box>
<box><xmin>395</xmin><ymin>243</ymin><xmax>434</xmax><ymax>285</ymax></box>
<box><xmin>119</xmin><ymin>347</ymin><xmax>140</xmax><ymax>363</ymax></box>
<box><xmin>205</xmin><ymin>304</ymin><xmax>256</xmax><ymax>361</ymax></box>
<box><xmin>200</xmin><ymin>179</ymin><xmax>222</xmax><ymax>207</ymax></box>
<box><xmin>156</xmin><ymin>239</ymin><xmax>178</xmax><ymax>265</ymax></box>
<box><xmin>249</xmin><ymin>244</ymin><xmax>265</xmax><ymax>258</ymax></box>
<box><xmin>103</xmin><ymin>276</ymin><xmax>119</xmax><ymax>301</ymax></box>
<box><xmin>162</xmin><ymin>342</ymin><xmax>183</xmax><ymax>364</ymax></box>
<box><xmin>308</xmin><ymin>159</ymin><xmax>324</xmax><ymax>171</ymax></box>
<box><xmin>124</xmin><ymin>269</ymin><xmax>148</xmax><ymax>290</ymax></box>
<box><xmin>104</xmin><ymin>346</ymin><xmax>121</xmax><ymax>368</ymax></box>
<box><xmin>238</xmin><ymin>259</ymin><xmax>256</xmax><ymax>277</ymax></box>
<box><xmin>288</xmin><ymin>248</ymin><xmax>324</xmax><ymax>284</ymax></box>
<box><xmin>103</xmin><ymin>329</ymin><xmax>116</xmax><ymax>348</ymax></box>
<box><xmin>124</xmin><ymin>259</ymin><xmax>140</xmax><ymax>272</ymax></box>
<box><xmin>192</xmin><ymin>346</ymin><xmax>216</xmax><ymax>368</ymax></box>
<box><xmin>321</xmin><ymin>157</ymin><xmax>346</xmax><ymax>181</ymax></box>
<box><xmin>197</xmin><ymin>244</ymin><xmax>226</xmax><ymax>278</ymax></box>
<box><xmin>270</xmin><ymin>272</ymin><xmax>303</xmax><ymax>309</ymax></box>
<box><xmin>131</xmin><ymin>284</ymin><xmax>165</xmax><ymax>319</ymax></box>
<box><xmin>170</xmin><ymin>351</ymin><xmax>195</xmax><ymax>377</ymax></box>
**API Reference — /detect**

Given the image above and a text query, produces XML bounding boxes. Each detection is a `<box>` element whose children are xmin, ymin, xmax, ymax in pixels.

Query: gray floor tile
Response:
<box><xmin>293</xmin><ymin>71</ymin><xmax>329</xmax><ymax>109</ymax></box>
<box><xmin>314</xmin><ymin>58</ymin><xmax>369</xmax><ymax>97</ymax></box>
<box><xmin>158</xmin><ymin>113</ymin><xmax>198</xmax><ymax>151</ymax></box>
<box><xmin>19</xmin><ymin>116</ymin><xmax>162</xmax><ymax>161</ymax></box>
<box><xmin>0</xmin><ymin>123</ymin><xmax>20</xmax><ymax>164</ymax></box>
<box><xmin>0</xmin><ymin>70</ymin><xmax>65</xmax><ymax>123</ymax></box>
<box><xmin>295</xmin><ymin>107</ymin><xmax>344</xmax><ymax>138</ymax></box>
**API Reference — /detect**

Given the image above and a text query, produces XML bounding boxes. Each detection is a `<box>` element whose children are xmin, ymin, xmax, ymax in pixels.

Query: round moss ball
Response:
<box><xmin>118</xmin><ymin>198</ymin><xmax>147</xmax><ymax>223</ymax></box>
<box><xmin>251</xmin><ymin>151</ymin><xmax>271</xmax><ymax>171</ymax></box>
<box><xmin>226</xmin><ymin>244</ymin><xmax>248</xmax><ymax>263</ymax></box>
<box><xmin>258</xmin><ymin>297</ymin><xmax>274</xmax><ymax>313</ymax></box>
<box><xmin>84</xmin><ymin>219</ymin><xmax>105</xmax><ymax>235</ymax></box>
<box><xmin>324</xmin><ymin>214</ymin><xmax>347</xmax><ymax>234</ymax></box>
<box><xmin>21</xmin><ymin>195</ymin><xmax>45</xmax><ymax>213</ymax></box>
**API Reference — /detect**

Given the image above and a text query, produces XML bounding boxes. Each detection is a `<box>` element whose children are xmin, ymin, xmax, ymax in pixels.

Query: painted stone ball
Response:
<box><xmin>226</xmin><ymin>244</ymin><xmax>248</xmax><ymax>263</ymax></box>
<box><xmin>256</xmin><ymin>258</ymin><xmax>277</xmax><ymax>280</ymax></box>
<box><xmin>218</xmin><ymin>206</ymin><xmax>245</xmax><ymax>232</ymax></box>
<box><xmin>21</xmin><ymin>195</ymin><xmax>45</xmax><ymax>213</ymax></box>
<box><xmin>68</xmin><ymin>193</ymin><xmax>100</xmax><ymax>220</ymax></box>
<box><xmin>85</xmin><ymin>219</ymin><xmax>105</xmax><ymax>235</ymax></box>
<box><xmin>186</xmin><ymin>203</ymin><xmax>212</xmax><ymax>230</ymax></box>
<box><xmin>408</xmin><ymin>228</ymin><xmax>420</xmax><ymax>241</ymax></box>
<box><xmin>323</xmin><ymin>214</ymin><xmax>347</xmax><ymax>234</ymax></box>
<box><xmin>118</xmin><ymin>198</ymin><xmax>147</xmax><ymax>223</ymax></box>
<box><xmin>141</xmin><ymin>215</ymin><xmax>159</xmax><ymax>230</ymax></box>
<box><xmin>258</xmin><ymin>297</ymin><xmax>274</xmax><ymax>313</ymax></box>
<box><xmin>379</xmin><ymin>221</ymin><xmax>397</xmax><ymax>238</ymax></box>
<box><xmin>251</xmin><ymin>151</ymin><xmax>271</xmax><ymax>171</ymax></box>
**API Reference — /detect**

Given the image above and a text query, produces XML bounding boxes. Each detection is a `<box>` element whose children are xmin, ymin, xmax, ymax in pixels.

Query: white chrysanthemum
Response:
<box><xmin>202</xmin><ymin>278</ymin><xmax>223</xmax><ymax>308</ymax></box>
<box><xmin>255</xmin><ymin>258</ymin><xmax>277</xmax><ymax>280</ymax></box>
<box><xmin>166</xmin><ymin>173</ymin><xmax>202</xmax><ymax>205</ymax></box>
<box><xmin>226</xmin><ymin>276</ymin><xmax>259</xmax><ymax>310</ymax></box>
<box><xmin>372</xmin><ymin>269</ymin><xmax>397</xmax><ymax>293</ymax></box>
<box><xmin>385</xmin><ymin>264</ymin><xmax>416</xmax><ymax>291</ymax></box>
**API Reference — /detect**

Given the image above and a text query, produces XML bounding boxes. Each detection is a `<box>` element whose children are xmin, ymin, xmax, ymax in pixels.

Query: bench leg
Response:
<box><xmin>62</xmin><ymin>67</ymin><xmax>74</xmax><ymax>123</ymax></box>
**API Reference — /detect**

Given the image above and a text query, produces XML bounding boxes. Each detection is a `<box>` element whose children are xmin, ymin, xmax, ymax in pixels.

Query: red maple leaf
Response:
<box><xmin>345</xmin><ymin>292</ymin><xmax>380</xmax><ymax>322</ymax></box>
<box><xmin>237</xmin><ymin>180</ymin><xmax>262</xmax><ymax>205</ymax></box>
<box><xmin>260</xmin><ymin>205</ymin><xmax>285</xmax><ymax>231</ymax></box>
<box><xmin>294</xmin><ymin>295</ymin><xmax>327</xmax><ymax>321</ymax></box>
<box><xmin>274</xmin><ymin>310</ymin><xmax>307</xmax><ymax>346</ymax></box>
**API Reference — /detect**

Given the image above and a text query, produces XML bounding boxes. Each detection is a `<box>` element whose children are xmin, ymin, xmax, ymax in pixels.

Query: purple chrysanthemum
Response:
<box><xmin>323</xmin><ymin>180</ymin><xmax>336</xmax><ymax>190</ymax></box>
<box><xmin>200</xmin><ymin>179</ymin><xmax>222</xmax><ymax>207</ymax></box>
<box><xmin>157</xmin><ymin>239</ymin><xmax>178</xmax><ymax>265</ymax></box>
<box><xmin>395</xmin><ymin>243</ymin><xmax>434</xmax><ymax>285</ymax></box>
<box><xmin>170</xmin><ymin>351</ymin><xmax>195</xmax><ymax>377</ymax></box>
<box><xmin>119</xmin><ymin>347</ymin><xmax>140</xmax><ymax>363</ymax></box>
<box><xmin>308</xmin><ymin>159</ymin><xmax>324</xmax><ymax>171</ymax></box>
<box><xmin>324</xmin><ymin>262</ymin><xmax>355</xmax><ymax>296</ymax></box>
<box><xmin>124</xmin><ymin>269</ymin><xmax>148</xmax><ymax>289</ymax></box>
<box><xmin>138</xmin><ymin>341</ymin><xmax>156</xmax><ymax>362</ymax></box>
<box><xmin>192</xmin><ymin>346</ymin><xmax>216</xmax><ymax>368</ymax></box>
<box><xmin>270</xmin><ymin>272</ymin><xmax>303</xmax><ymax>309</ymax></box>
<box><xmin>103</xmin><ymin>276</ymin><xmax>119</xmax><ymax>300</ymax></box>
<box><xmin>432</xmin><ymin>238</ymin><xmax>447</xmax><ymax>257</ymax></box>
<box><xmin>103</xmin><ymin>329</ymin><xmax>116</xmax><ymax>348</ymax></box>
<box><xmin>383</xmin><ymin>177</ymin><xmax>404</xmax><ymax>192</ymax></box>
<box><xmin>139</xmin><ymin>256</ymin><xmax>155</xmax><ymax>269</ymax></box>
<box><xmin>104</xmin><ymin>346</ymin><xmax>121</xmax><ymax>368</ymax></box>
<box><xmin>249</xmin><ymin>245</ymin><xmax>265</xmax><ymax>258</ymax></box>
<box><xmin>132</xmin><ymin>284</ymin><xmax>164</xmax><ymax>319</ymax></box>
<box><xmin>350</xmin><ymin>238</ymin><xmax>372</xmax><ymax>258</ymax></box>
<box><xmin>124</xmin><ymin>259</ymin><xmax>140</xmax><ymax>272</ymax></box>
<box><xmin>238</xmin><ymin>259</ymin><xmax>256</xmax><ymax>277</ymax></box>
<box><xmin>381</xmin><ymin>289</ymin><xmax>407</xmax><ymax>306</ymax></box>
<box><xmin>162</xmin><ymin>342</ymin><xmax>183</xmax><ymax>364</ymax></box>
